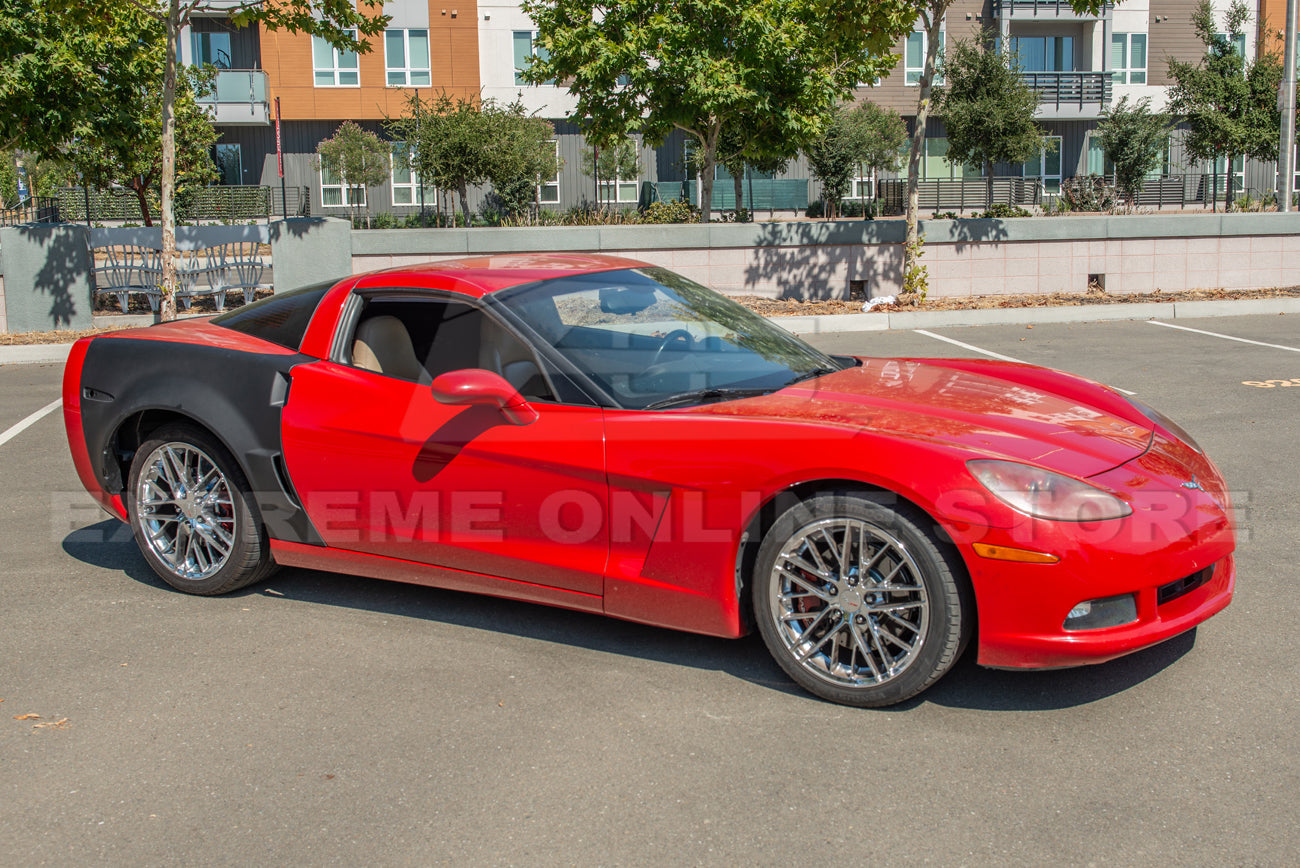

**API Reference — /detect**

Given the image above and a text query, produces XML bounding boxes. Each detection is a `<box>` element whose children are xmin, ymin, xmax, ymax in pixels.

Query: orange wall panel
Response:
<box><xmin>261</xmin><ymin>1</ymin><xmax>480</xmax><ymax>122</ymax></box>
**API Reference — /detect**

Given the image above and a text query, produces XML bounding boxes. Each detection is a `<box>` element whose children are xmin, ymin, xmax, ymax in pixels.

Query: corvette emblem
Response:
<box><xmin>1182</xmin><ymin>476</ymin><xmax>1204</xmax><ymax>491</ymax></box>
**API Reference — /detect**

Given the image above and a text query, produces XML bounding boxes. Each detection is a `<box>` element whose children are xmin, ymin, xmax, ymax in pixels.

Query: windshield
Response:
<box><xmin>491</xmin><ymin>267</ymin><xmax>840</xmax><ymax>410</ymax></box>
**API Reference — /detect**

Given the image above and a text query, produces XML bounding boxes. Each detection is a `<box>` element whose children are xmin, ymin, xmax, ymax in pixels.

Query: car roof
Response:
<box><xmin>348</xmin><ymin>253</ymin><xmax>653</xmax><ymax>298</ymax></box>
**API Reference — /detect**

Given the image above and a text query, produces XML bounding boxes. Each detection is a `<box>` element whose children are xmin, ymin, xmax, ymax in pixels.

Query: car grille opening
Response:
<box><xmin>1158</xmin><ymin>564</ymin><xmax>1216</xmax><ymax>606</ymax></box>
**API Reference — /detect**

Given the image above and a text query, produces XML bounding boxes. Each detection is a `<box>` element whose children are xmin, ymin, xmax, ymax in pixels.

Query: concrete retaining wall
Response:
<box><xmin>348</xmin><ymin>213</ymin><xmax>1300</xmax><ymax>300</ymax></box>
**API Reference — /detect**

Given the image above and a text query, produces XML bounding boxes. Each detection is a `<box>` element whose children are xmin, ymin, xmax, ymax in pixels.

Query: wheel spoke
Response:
<box><xmin>867</xmin><ymin>600</ymin><xmax>924</xmax><ymax>615</ymax></box>
<box><xmin>803</xmin><ymin>538</ymin><xmax>830</xmax><ymax>574</ymax></box>
<box><xmin>777</xmin><ymin>566</ymin><xmax>833</xmax><ymax>601</ymax></box>
<box><xmin>795</xmin><ymin>615</ymin><xmax>843</xmax><ymax>663</ymax></box>
<box><xmin>847</xmin><ymin>621</ymin><xmax>883</xmax><ymax>679</ymax></box>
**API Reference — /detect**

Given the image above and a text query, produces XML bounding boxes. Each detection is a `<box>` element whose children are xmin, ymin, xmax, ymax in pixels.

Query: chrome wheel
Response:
<box><xmin>134</xmin><ymin>441</ymin><xmax>236</xmax><ymax>581</ymax></box>
<box><xmin>768</xmin><ymin>516</ymin><xmax>930</xmax><ymax>690</ymax></box>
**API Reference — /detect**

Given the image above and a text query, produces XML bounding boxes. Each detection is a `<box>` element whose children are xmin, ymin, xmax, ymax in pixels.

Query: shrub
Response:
<box><xmin>1061</xmin><ymin>174</ymin><xmax>1116</xmax><ymax>212</ymax></box>
<box><xmin>640</xmin><ymin>199</ymin><xmax>699</xmax><ymax>223</ymax></box>
<box><xmin>978</xmin><ymin>203</ymin><xmax>1032</xmax><ymax>219</ymax></box>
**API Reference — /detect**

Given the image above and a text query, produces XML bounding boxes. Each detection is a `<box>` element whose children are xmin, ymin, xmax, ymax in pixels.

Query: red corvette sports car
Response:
<box><xmin>63</xmin><ymin>254</ymin><xmax>1235</xmax><ymax>706</ymax></box>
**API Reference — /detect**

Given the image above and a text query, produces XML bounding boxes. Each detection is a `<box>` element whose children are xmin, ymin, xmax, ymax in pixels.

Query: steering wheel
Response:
<box><xmin>648</xmin><ymin>329</ymin><xmax>694</xmax><ymax>368</ymax></box>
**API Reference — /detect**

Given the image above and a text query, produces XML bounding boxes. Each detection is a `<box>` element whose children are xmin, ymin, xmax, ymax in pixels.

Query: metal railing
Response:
<box><xmin>196</xmin><ymin>70</ymin><xmax>270</xmax><ymax>124</ymax></box>
<box><xmin>0</xmin><ymin>197</ymin><xmax>60</xmax><ymax>226</ymax></box>
<box><xmin>877</xmin><ymin>178</ymin><xmax>1042</xmax><ymax>215</ymax></box>
<box><xmin>994</xmin><ymin>0</ymin><xmax>1111</xmax><ymax>17</ymax></box>
<box><xmin>1022</xmin><ymin>72</ymin><xmax>1112</xmax><ymax>107</ymax></box>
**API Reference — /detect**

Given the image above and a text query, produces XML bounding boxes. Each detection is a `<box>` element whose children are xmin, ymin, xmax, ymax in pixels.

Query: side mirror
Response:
<box><xmin>430</xmin><ymin>369</ymin><xmax>538</xmax><ymax>426</ymax></box>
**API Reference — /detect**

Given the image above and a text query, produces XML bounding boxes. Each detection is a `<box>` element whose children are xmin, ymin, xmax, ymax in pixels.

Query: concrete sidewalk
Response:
<box><xmin>3</xmin><ymin>295</ymin><xmax>1298</xmax><ymax>366</ymax></box>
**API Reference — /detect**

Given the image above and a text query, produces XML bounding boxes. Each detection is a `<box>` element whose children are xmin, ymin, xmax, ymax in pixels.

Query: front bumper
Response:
<box><xmin>962</xmin><ymin>433</ymin><xmax>1236</xmax><ymax>669</ymax></box>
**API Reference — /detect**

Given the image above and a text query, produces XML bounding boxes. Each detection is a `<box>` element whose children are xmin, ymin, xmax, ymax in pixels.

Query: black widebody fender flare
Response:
<box><xmin>78</xmin><ymin>336</ymin><xmax>323</xmax><ymax>545</ymax></box>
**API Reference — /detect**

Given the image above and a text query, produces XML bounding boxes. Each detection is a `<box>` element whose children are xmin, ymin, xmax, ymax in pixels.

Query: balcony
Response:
<box><xmin>994</xmin><ymin>0</ymin><xmax>1111</xmax><ymax>19</ymax></box>
<box><xmin>1022</xmin><ymin>71</ymin><xmax>1112</xmax><ymax>118</ymax></box>
<box><xmin>197</xmin><ymin>70</ymin><xmax>270</xmax><ymax>125</ymax></box>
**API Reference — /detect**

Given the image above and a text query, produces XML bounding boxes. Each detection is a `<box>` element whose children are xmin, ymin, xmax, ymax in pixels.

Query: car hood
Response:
<box><xmin>690</xmin><ymin>357</ymin><xmax>1153</xmax><ymax>478</ymax></box>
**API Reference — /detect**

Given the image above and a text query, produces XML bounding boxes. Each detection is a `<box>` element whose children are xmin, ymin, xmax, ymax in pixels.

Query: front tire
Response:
<box><xmin>126</xmin><ymin>423</ymin><xmax>275</xmax><ymax>595</ymax></box>
<box><xmin>752</xmin><ymin>492</ymin><xmax>970</xmax><ymax>707</ymax></box>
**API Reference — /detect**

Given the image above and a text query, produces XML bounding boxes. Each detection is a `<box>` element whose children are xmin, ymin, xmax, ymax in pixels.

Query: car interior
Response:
<box><xmin>348</xmin><ymin>297</ymin><xmax>556</xmax><ymax>402</ymax></box>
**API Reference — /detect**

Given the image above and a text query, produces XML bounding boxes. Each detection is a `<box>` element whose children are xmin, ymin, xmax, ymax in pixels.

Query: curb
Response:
<box><xmin>773</xmin><ymin>296</ymin><xmax>1300</xmax><ymax>336</ymax></box>
<box><xmin>3</xmin><ymin>296</ymin><xmax>1297</xmax><ymax>366</ymax></box>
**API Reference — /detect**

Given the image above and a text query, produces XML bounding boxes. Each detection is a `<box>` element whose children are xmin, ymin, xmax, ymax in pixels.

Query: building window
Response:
<box><xmin>1111</xmin><ymin>33</ymin><xmax>1147</xmax><ymax>84</ymax></box>
<box><xmin>920</xmin><ymin>137</ymin><xmax>978</xmax><ymax>180</ymax></box>
<box><xmin>905</xmin><ymin>30</ymin><xmax>944</xmax><ymax>86</ymax></box>
<box><xmin>390</xmin><ymin>144</ymin><xmax>428</xmax><ymax>206</ymax></box>
<box><xmin>514</xmin><ymin>31</ymin><xmax>553</xmax><ymax>86</ymax></box>
<box><xmin>385</xmin><ymin>29</ymin><xmax>430</xmax><ymax>87</ymax></box>
<box><xmin>313</xmin><ymin>32</ymin><xmax>358</xmax><ymax>87</ymax></box>
<box><xmin>1013</xmin><ymin>36</ymin><xmax>1074</xmax><ymax>72</ymax></box>
<box><xmin>215</xmin><ymin>143</ymin><xmax>242</xmax><ymax>186</ymax></box>
<box><xmin>539</xmin><ymin>140</ymin><xmax>560</xmax><ymax>203</ymax></box>
<box><xmin>1213</xmin><ymin>32</ymin><xmax>1248</xmax><ymax>58</ymax></box>
<box><xmin>849</xmin><ymin>168</ymin><xmax>874</xmax><ymax>199</ymax></box>
<box><xmin>597</xmin><ymin>140</ymin><xmax>639</xmax><ymax>203</ymax></box>
<box><xmin>192</xmin><ymin>32</ymin><xmax>231</xmax><ymax>68</ymax></box>
<box><xmin>1023</xmin><ymin>137</ymin><xmax>1063</xmax><ymax>196</ymax></box>
<box><xmin>1210</xmin><ymin>154</ymin><xmax>1245</xmax><ymax>196</ymax></box>
<box><xmin>320</xmin><ymin>165</ymin><xmax>364</xmax><ymax>207</ymax></box>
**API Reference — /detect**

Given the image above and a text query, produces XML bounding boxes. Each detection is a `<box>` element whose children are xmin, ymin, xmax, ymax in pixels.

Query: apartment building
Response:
<box><xmin>190</xmin><ymin>0</ymin><xmax>1285</xmax><ymax>217</ymax></box>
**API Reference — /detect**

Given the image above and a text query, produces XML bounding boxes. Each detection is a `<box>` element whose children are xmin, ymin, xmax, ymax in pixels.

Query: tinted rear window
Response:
<box><xmin>211</xmin><ymin>280</ymin><xmax>336</xmax><ymax>351</ymax></box>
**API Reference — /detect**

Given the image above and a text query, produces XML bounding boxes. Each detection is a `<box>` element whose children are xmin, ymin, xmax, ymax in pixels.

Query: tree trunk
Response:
<box><xmin>158</xmin><ymin>0</ymin><xmax>181</xmax><ymax>322</ymax></box>
<box><xmin>698</xmin><ymin>153</ymin><xmax>715</xmax><ymax>224</ymax></box>
<box><xmin>904</xmin><ymin>5</ymin><xmax>947</xmax><ymax>289</ymax></box>
<box><xmin>985</xmin><ymin>158</ymin><xmax>994</xmax><ymax>210</ymax></box>
<box><xmin>458</xmin><ymin>181</ymin><xmax>470</xmax><ymax>226</ymax></box>
<box><xmin>132</xmin><ymin>179</ymin><xmax>154</xmax><ymax>227</ymax></box>
<box><xmin>733</xmin><ymin>170</ymin><xmax>743</xmax><ymax>217</ymax></box>
<box><xmin>1226</xmin><ymin>154</ymin><xmax>1235</xmax><ymax>211</ymax></box>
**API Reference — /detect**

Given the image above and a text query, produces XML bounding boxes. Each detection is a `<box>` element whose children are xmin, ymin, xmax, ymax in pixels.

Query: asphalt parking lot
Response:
<box><xmin>2</xmin><ymin>313</ymin><xmax>1296</xmax><ymax>864</ymax></box>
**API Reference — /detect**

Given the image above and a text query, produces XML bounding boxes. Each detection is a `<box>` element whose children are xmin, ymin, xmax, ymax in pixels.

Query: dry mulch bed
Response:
<box><xmin>738</xmin><ymin>286</ymin><xmax>1300</xmax><ymax>316</ymax></box>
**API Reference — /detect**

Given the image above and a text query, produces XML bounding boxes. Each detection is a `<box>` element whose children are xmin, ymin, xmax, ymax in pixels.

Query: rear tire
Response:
<box><xmin>752</xmin><ymin>492</ymin><xmax>969</xmax><ymax>707</ymax></box>
<box><xmin>126</xmin><ymin>423</ymin><xmax>275</xmax><ymax>595</ymax></box>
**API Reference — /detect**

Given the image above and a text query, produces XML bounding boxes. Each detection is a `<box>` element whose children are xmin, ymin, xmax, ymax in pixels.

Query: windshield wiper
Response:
<box><xmin>783</xmin><ymin>366</ymin><xmax>838</xmax><ymax>387</ymax></box>
<box><xmin>643</xmin><ymin>387</ymin><xmax>774</xmax><ymax>411</ymax></box>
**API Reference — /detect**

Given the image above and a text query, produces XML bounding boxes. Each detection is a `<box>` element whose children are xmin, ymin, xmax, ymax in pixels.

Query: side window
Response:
<box><xmin>347</xmin><ymin>296</ymin><xmax>557</xmax><ymax>402</ymax></box>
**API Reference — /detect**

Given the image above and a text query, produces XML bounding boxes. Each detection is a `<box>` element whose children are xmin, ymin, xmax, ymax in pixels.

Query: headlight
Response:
<box><xmin>1126</xmin><ymin>396</ymin><xmax>1202</xmax><ymax>454</ymax></box>
<box><xmin>968</xmin><ymin>460</ymin><xmax>1133</xmax><ymax>522</ymax></box>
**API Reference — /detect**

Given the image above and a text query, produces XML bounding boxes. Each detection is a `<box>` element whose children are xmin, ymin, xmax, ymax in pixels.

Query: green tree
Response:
<box><xmin>1097</xmin><ymin>96</ymin><xmax>1173</xmax><ymax>206</ymax></box>
<box><xmin>1</xmin><ymin>1</ymin><xmax>388</xmax><ymax>319</ymax></box>
<box><xmin>520</xmin><ymin>0</ymin><xmax>919</xmax><ymax>222</ymax></box>
<box><xmin>1167</xmin><ymin>0</ymin><xmax>1282</xmax><ymax>211</ymax></box>
<box><xmin>901</xmin><ymin>0</ymin><xmax>1107</xmax><ymax>301</ymax></box>
<box><xmin>389</xmin><ymin>93</ymin><xmax>559</xmax><ymax>223</ymax></box>
<box><xmin>315</xmin><ymin>122</ymin><xmax>391</xmax><ymax>228</ymax></box>
<box><xmin>806</xmin><ymin>102</ymin><xmax>906</xmax><ymax>219</ymax></box>
<box><xmin>853</xmin><ymin>101</ymin><xmax>908</xmax><ymax>191</ymax></box>
<box><xmin>1</xmin><ymin>151</ymin><xmax>76</xmax><ymax>208</ymax></box>
<box><xmin>390</xmin><ymin>92</ymin><xmax>486</xmax><ymax>224</ymax></box>
<box><xmin>806</xmin><ymin>107</ymin><xmax>862</xmax><ymax>218</ymax></box>
<box><xmin>934</xmin><ymin>35</ymin><xmax>1045</xmax><ymax>208</ymax></box>
<box><xmin>581</xmin><ymin>136</ymin><xmax>640</xmax><ymax>207</ymax></box>
<box><xmin>486</xmin><ymin>104</ymin><xmax>559</xmax><ymax>219</ymax></box>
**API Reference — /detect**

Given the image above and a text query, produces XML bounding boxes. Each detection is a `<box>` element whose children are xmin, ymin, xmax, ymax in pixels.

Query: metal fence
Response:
<box><xmin>651</xmin><ymin>179</ymin><xmax>810</xmax><ymax>211</ymax></box>
<box><xmin>0</xmin><ymin>197</ymin><xmax>60</xmax><ymax>227</ymax></box>
<box><xmin>55</xmin><ymin>185</ymin><xmax>310</xmax><ymax>223</ymax></box>
<box><xmin>877</xmin><ymin>178</ymin><xmax>1043</xmax><ymax>214</ymax></box>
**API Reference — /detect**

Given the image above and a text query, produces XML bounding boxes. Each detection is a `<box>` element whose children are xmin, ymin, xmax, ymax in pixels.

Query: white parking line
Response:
<box><xmin>913</xmin><ymin>330</ymin><xmax>1028</xmax><ymax>364</ymax></box>
<box><xmin>1148</xmin><ymin>320</ymin><xmax>1300</xmax><ymax>353</ymax></box>
<box><xmin>913</xmin><ymin>329</ymin><xmax>1138</xmax><ymax>396</ymax></box>
<box><xmin>0</xmin><ymin>399</ymin><xmax>62</xmax><ymax>448</ymax></box>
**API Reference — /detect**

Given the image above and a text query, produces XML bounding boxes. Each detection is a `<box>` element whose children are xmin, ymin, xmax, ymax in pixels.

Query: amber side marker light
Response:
<box><xmin>972</xmin><ymin>543</ymin><xmax>1061</xmax><ymax>564</ymax></box>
